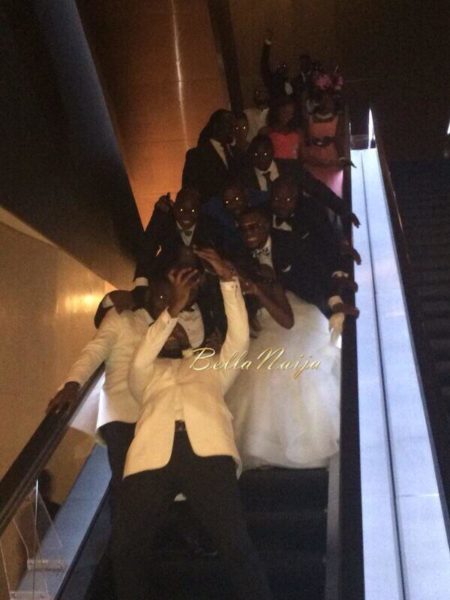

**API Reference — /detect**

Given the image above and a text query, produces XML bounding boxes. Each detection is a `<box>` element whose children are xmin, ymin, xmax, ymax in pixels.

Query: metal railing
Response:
<box><xmin>372</xmin><ymin>110</ymin><xmax>450</xmax><ymax>534</ymax></box>
<box><xmin>0</xmin><ymin>366</ymin><xmax>104</xmax><ymax>537</ymax></box>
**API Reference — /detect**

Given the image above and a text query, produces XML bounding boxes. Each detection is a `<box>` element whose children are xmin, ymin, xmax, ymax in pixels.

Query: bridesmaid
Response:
<box><xmin>261</xmin><ymin>96</ymin><xmax>304</xmax><ymax>163</ymax></box>
<box><xmin>303</xmin><ymin>91</ymin><xmax>350</xmax><ymax>198</ymax></box>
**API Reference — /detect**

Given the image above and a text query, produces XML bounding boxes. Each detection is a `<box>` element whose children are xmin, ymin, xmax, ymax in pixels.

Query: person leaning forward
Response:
<box><xmin>111</xmin><ymin>250</ymin><xmax>273</xmax><ymax>600</ymax></box>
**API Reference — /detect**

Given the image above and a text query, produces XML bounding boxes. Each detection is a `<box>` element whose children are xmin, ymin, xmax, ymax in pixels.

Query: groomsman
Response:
<box><xmin>112</xmin><ymin>251</ymin><xmax>273</xmax><ymax>600</ymax></box>
<box><xmin>237</xmin><ymin>207</ymin><xmax>358</xmax><ymax>335</ymax></box>
<box><xmin>238</xmin><ymin>134</ymin><xmax>360</xmax><ymax>227</ymax></box>
<box><xmin>182</xmin><ymin>109</ymin><xmax>241</xmax><ymax>203</ymax></box>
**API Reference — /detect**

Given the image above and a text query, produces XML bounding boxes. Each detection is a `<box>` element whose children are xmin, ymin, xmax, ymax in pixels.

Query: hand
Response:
<box><xmin>46</xmin><ymin>381</ymin><xmax>80</xmax><ymax>415</ymax></box>
<box><xmin>239</xmin><ymin>277</ymin><xmax>260</xmax><ymax>297</ymax></box>
<box><xmin>332</xmin><ymin>275</ymin><xmax>359</xmax><ymax>293</ymax></box>
<box><xmin>349</xmin><ymin>212</ymin><xmax>360</xmax><ymax>228</ymax></box>
<box><xmin>329</xmin><ymin>312</ymin><xmax>345</xmax><ymax>343</ymax></box>
<box><xmin>331</xmin><ymin>302</ymin><xmax>360</xmax><ymax>318</ymax></box>
<box><xmin>340</xmin><ymin>240</ymin><xmax>362</xmax><ymax>264</ymax></box>
<box><xmin>155</xmin><ymin>193</ymin><xmax>174</xmax><ymax>213</ymax></box>
<box><xmin>109</xmin><ymin>290</ymin><xmax>134</xmax><ymax>313</ymax></box>
<box><xmin>193</xmin><ymin>248</ymin><xmax>236</xmax><ymax>281</ymax></box>
<box><xmin>338</xmin><ymin>157</ymin><xmax>356</xmax><ymax>168</ymax></box>
<box><xmin>168</xmin><ymin>267</ymin><xmax>200</xmax><ymax>317</ymax></box>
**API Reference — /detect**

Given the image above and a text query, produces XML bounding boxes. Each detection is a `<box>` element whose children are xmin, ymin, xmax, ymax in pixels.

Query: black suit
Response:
<box><xmin>182</xmin><ymin>140</ymin><xmax>241</xmax><ymax>202</ymax></box>
<box><xmin>270</xmin><ymin>215</ymin><xmax>339</xmax><ymax>315</ymax></box>
<box><xmin>94</xmin><ymin>209</ymin><xmax>226</xmax><ymax>333</ymax></box>
<box><xmin>134</xmin><ymin>209</ymin><xmax>223</xmax><ymax>282</ymax></box>
<box><xmin>261</xmin><ymin>42</ymin><xmax>293</xmax><ymax>100</ymax></box>
<box><xmin>238</xmin><ymin>158</ymin><xmax>349</xmax><ymax>220</ymax></box>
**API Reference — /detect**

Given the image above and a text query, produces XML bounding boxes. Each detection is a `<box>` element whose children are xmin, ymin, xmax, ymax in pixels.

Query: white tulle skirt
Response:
<box><xmin>225</xmin><ymin>292</ymin><xmax>341</xmax><ymax>470</ymax></box>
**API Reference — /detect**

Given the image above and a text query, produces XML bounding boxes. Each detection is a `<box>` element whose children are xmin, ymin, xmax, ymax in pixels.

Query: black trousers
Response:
<box><xmin>98</xmin><ymin>421</ymin><xmax>135</xmax><ymax>512</ymax></box>
<box><xmin>111</xmin><ymin>431</ymin><xmax>273</xmax><ymax>600</ymax></box>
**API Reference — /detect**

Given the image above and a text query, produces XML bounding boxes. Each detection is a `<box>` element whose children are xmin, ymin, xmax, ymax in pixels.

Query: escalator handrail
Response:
<box><xmin>335</xmin><ymin>104</ymin><xmax>364</xmax><ymax>600</ymax></box>
<box><xmin>371</xmin><ymin>110</ymin><xmax>450</xmax><ymax>530</ymax></box>
<box><xmin>0</xmin><ymin>365</ymin><xmax>104</xmax><ymax>537</ymax></box>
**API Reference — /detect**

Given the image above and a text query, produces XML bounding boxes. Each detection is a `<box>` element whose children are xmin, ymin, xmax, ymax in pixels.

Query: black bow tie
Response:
<box><xmin>252</xmin><ymin>246</ymin><xmax>271</xmax><ymax>258</ymax></box>
<box><xmin>274</xmin><ymin>216</ymin><xmax>295</xmax><ymax>228</ymax></box>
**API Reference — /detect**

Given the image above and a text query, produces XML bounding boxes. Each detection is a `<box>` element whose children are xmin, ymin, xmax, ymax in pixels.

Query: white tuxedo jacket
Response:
<box><xmin>125</xmin><ymin>279</ymin><xmax>249</xmax><ymax>477</ymax></box>
<box><xmin>64</xmin><ymin>309</ymin><xmax>151</xmax><ymax>433</ymax></box>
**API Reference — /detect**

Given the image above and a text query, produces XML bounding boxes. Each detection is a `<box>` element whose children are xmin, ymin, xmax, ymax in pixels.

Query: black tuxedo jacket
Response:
<box><xmin>238</xmin><ymin>158</ymin><xmax>349</xmax><ymax>219</ymax></box>
<box><xmin>270</xmin><ymin>228</ymin><xmax>333</xmax><ymax>315</ymax></box>
<box><xmin>261</xmin><ymin>42</ymin><xmax>293</xmax><ymax>99</ymax></box>
<box><xmin>182</xmin><ymin>140</ymin><xmax>241</xmax><ymax>202</ymax></box>
<box><xmin>134</xmin><ymin>208</ymin><xmax>223</xmax><ymax>282</ymax></box>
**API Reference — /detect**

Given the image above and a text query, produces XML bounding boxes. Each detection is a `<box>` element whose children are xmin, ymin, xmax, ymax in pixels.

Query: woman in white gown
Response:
<box><xmin>225</xmin><ymin>215</ymin><xmax>341</xmax><ymax>470</ymax></box>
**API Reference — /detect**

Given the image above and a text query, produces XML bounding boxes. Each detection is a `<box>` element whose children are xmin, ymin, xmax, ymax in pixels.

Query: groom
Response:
<box><xmin>111</xmin><ymin>249</ymin><xmax>273</xmax><ymax>600</ymax></box>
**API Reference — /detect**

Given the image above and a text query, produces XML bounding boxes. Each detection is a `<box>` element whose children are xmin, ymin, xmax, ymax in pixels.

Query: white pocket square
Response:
<box><xmin>281</xmin><ymin>265</ymin><xmax>292</xmax><ymax>273</ymax></box>
<box><xmin>301</xmin><ymin>232</ymin><xmax>310</xmax><ymax>240</ymax></box>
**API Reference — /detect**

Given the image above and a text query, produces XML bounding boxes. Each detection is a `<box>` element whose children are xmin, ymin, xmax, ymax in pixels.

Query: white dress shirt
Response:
<box><xmin>125</xmin><ymin>279</ymin><xmax>249</xmax><ymax>476</ymax></box>
<box><xmin>209</xmin><ymin>138</ymin><xmax>229</xmax><ymax>168</ymax></box>
<box><xmin>252</xmin><ymin>236</ymin><xmax>274</xmax><ymax>269</ymax></box>
<box><xmin>176</xmin><ymin>222</ymin><xmax>196</xmax><ymax>246</ymax></box>
<box><xmin>255</xmin><ymin>161</ymin><xmax>280</xmax><ymax>191</ymax></box>
<box><xmin>64</xmin><ymin>309</ymin><xmax>150</xmax><ymax>433</ymax></box>
<box><xmin>178</xmin><ymin>303</ymin><xmax>204</xmax><ymax>349</ymax></box>
<box><xmin>272</xmin><ymin>214</ymin><xmax>293</xmax><ymax>232</ymax></box>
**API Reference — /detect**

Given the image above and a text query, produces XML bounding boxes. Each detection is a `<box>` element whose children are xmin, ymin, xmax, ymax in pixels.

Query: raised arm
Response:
<box><xmin>261</xmin><ymin>30</ymin><xmax>274</xmax><ymax>92</ymax></box>
<box><xmin>129</xmin><ymin>268</ymin><xmax>200</xmax><ymax>400</ymax></box>
<box><xmin>240</xmin><ymin>273</ymin><xmax>293</xmax><ymax>329</ymax></box>
<box><xmin>128</xmin><ymin>309</ymin><xmax>178</xmax><ymax>401</ymax></box>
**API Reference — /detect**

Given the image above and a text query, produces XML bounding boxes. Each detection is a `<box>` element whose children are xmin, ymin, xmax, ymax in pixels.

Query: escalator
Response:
<box><xmin>0</xmin><ymin>2</ymin><xmax>363</xmax><ymax>598</ymax></box>
<box><xmin>389</xmin><ymin>159</ymin><xmax>450</xmax><ymax>512</ymax></box>
<box><xmin>78</xmin><ymin>469</ymin><xmax>329</xmax><ymax>600</ymax></box>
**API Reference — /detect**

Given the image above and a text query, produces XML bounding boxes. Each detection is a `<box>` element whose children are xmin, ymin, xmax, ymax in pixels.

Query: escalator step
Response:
<box><xmin>239</xmin><ymin>468</ymin><xmax>328</xmax><ymax>511</ymax></box>
<box><xmin>423</xmin><ymin>319</ymin><xmax>450</xmax><ymax>337</ymax></box>
<box><xmin>411</xmin><ymin>270</ymin><xmax>450</xmax><ymax>285</ymax></box>
<box><xmin>150</xmin><ymin>551</ymin><xmax>325</xmax><ymax>600</ymax></box>
<box><xmin>246</xmin><ymin>510</ymin><xmax>326</xmax><ymax>552</ymax></box>
<box><xmin>435</xmin><ymin>362</ymin><xmax>450</xmax><ymax>383</ymax></box>
<box><xmin>421</xmin><ymin>301</ymin><xmax>450</xmax><ymax>318</ymax></box>
<box><xmin>429</xmin><ymin>339</ymin><xmax>450</xmax><ymax>358</ymax></box>
<box><xmin>410</xmin><ymin>244</ymin><xmax>450</xmax><ymax>257</ymax></box>
<box><xmin>441</xmin><ymin>387</ymin><xmax>450</xmax><ymax>400</ymax></box>
<box><xmin>416</xmin><ymin>284</ymin><xmax>450</xmax><ymax>300</ymax></box>
<box><xmin>412</xmin><ymin>259</ymin><xmax>450</xmax><ymax>271</ymax></box>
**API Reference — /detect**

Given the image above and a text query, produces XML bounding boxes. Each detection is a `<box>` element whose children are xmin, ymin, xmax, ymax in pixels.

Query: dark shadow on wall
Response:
<box><xmin>1</xmin><ymin>0</ymin><xmax>143</xmax><ymax>288</ymax></box>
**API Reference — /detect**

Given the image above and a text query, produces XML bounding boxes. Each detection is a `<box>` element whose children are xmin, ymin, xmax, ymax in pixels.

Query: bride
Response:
<box><xmin>225</xmin><ymin>210</ymin><xmax>341</xmax><ymax>470</ymax></box>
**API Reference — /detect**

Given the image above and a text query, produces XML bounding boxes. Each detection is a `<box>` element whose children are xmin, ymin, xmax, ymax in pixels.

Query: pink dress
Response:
<box><xmin>304</xmin><ymin>115</ymin><xmax>343</xmax><ymax>198</ymax></box>
<box><xmin>269</xmin><ymin>129</ymin><xmax>303</xmax><ymax>161</ymax></box>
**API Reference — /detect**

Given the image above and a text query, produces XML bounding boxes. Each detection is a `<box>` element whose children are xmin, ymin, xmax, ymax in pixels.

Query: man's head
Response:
<box><xmin>248</xmin><ymin>135</ymin><xmax>274</xmax><ymax>172</ymax></box>
<box><xmin>209</xmin><ymin>109</ymin><xmax>235</xmax><ymax>145</ymax></box>
<box><xmin>238</xmin><ymin>208</ymin><xmax>271</xmax><ymax>250</ymax></box>
<box><xmin>253</xmin><ymin>86</ymin><xmax>270</xmax><ymax>108</ymax></box>
<box><xmin>145</xmin><ymin>277</ymin><xmax>172</xmax><ymax>320</ymax></box>
<box><xmin>173</xmin><ymin>188</ymin><xmax>200</xmax><ymax>231</ymax></box>
<box><xmin>275</xmin><ymin>61</ymin><xmax>289</xmax><ymax>79</ymax></box>
<box><xmin>222</xmin><ymin>181</ymin><xmax>248</xmax><ymax>218</ymax></box>
<box><xmin>233</xmin><ymin>112</ymin><xmax>249</xmax><ymax>144</ymax></box>
<box><xmin>267</xmin><ymin>96</ymin><xmax>296</xmax><ymax>129</ymax></box>
<box><xmin>270</xmin><ymin>177</ymin><xmax>299</xmax><ymax>219</ymax></box>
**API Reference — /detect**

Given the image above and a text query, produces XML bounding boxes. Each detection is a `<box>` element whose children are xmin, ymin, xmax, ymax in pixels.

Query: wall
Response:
<box><xmin>77</xmin><ymin>0</ymin><xmax>230</xmax><ymax>227</ymax></box>
<box><xmin>0</xmin><ymin>208</ymin><xmax>112</xmax><ymax>480</ymax></box>
<box><xmin>1</xmin><ymin>0</ymin><xmax>141</xmax><ymax>288</ymax></box>
<box><xmin>0</xmin><ymin>208</ymin><xmax>116</xmax><ymax>598</ymax></box>
<box><xmin>230</xmin><ymin>0</ymin><xmax>338</xmax><ymax>108</ymax></box>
